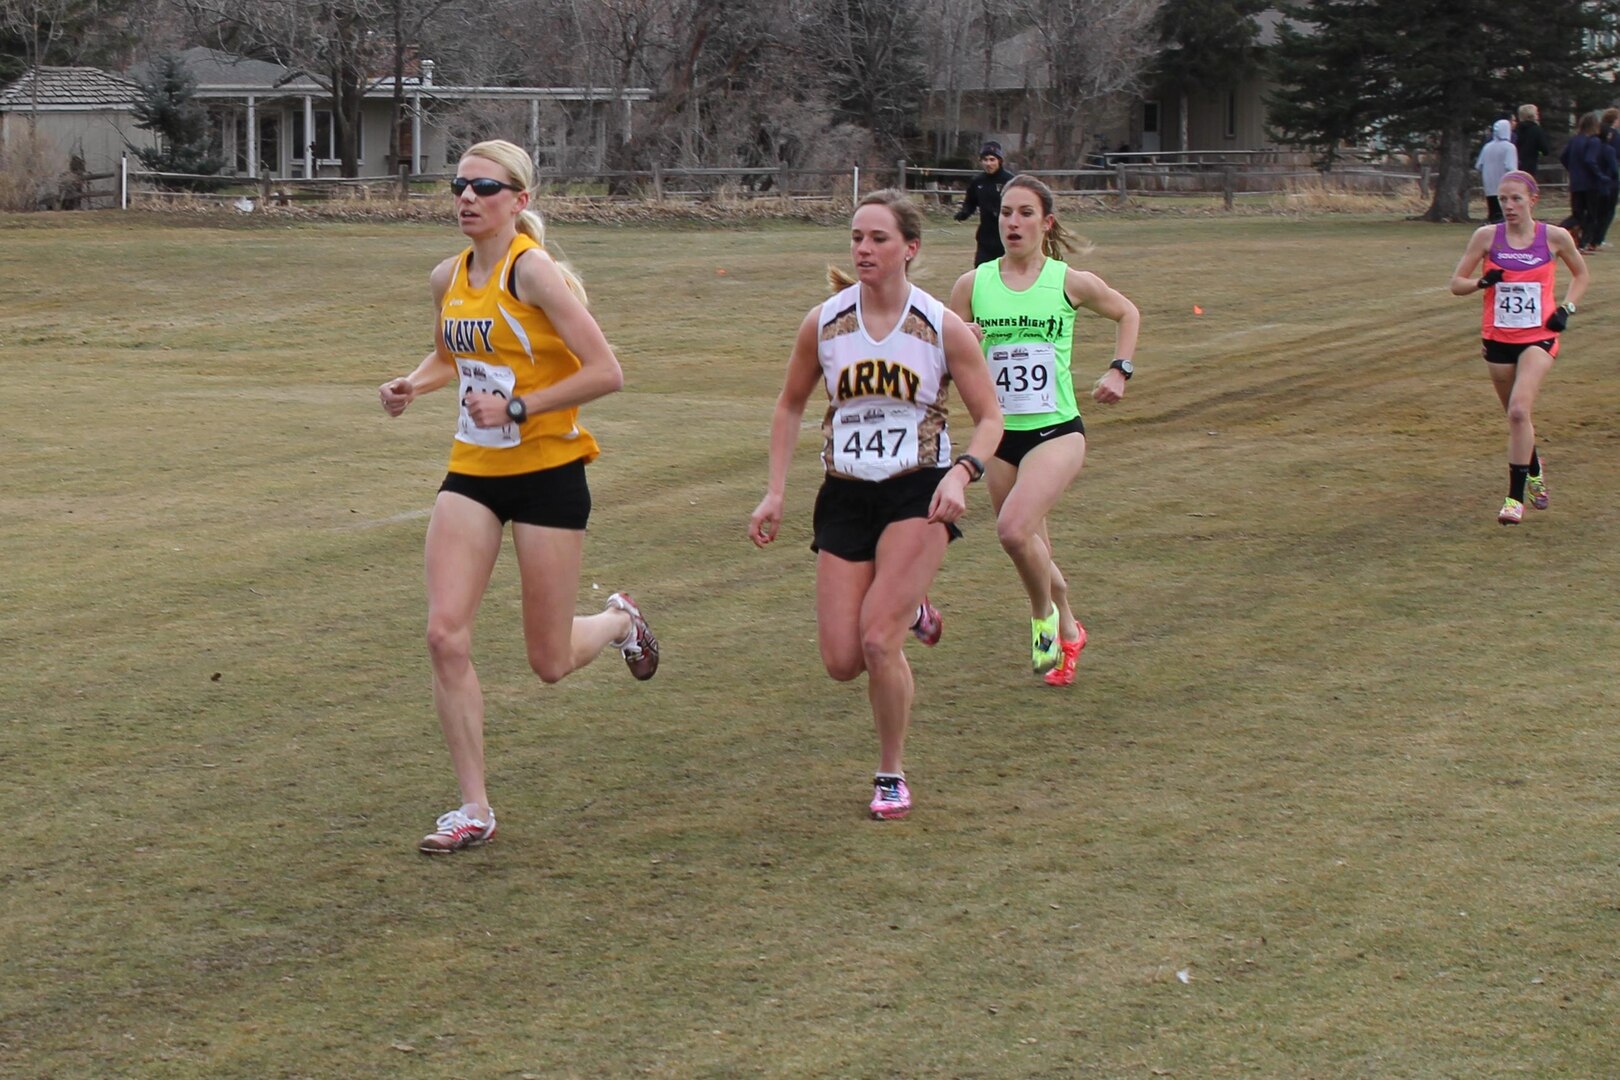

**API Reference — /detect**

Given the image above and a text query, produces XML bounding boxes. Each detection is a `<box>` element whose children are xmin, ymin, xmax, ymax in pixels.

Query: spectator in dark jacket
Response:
<box><xmin>956</xmin><ymin>142</ymin><xmax>1016</xmax><ymax>266</ymax></box>
<box><xmin>1591</xmin><ymin>106</ymin><xmax>1620</xmax><ymax>250</ymax></box>
<box><xmin>1561</xmin><ymin>111</ymin><xmax>1613</xmax><ymax>252</ymax></box>
<box><xmin>1513</xmin><ymin>104</ymin><xmax>1552</xmax><ymax>180</ymax></box>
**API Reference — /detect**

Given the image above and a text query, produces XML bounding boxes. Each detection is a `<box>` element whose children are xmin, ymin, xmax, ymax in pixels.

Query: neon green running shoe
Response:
<box><xmin>1526</xmin><ymin>469</ymin><xmax>1549</xmax><ymax>511</ymax></box>
<box><xmin>1031</xmin><ymin>609</ymin><xmax>1060</xmax><ymax>674</ymax></box>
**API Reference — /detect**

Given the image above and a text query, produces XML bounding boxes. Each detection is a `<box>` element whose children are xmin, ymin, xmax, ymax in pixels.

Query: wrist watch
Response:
<box><xmin>505</xmin><ymin>397</ymin><xmax>528</xmax><ymax>423</ymax></box>
<box><xmin>1109</xmin><ymin>358</ymin><xmax>1134</xmax><ymax>380</ymax></box>
<box><xmin>1563</xmin><ymin>301</ymin><xmax>1576</xmax><ymax>314</ymax></box>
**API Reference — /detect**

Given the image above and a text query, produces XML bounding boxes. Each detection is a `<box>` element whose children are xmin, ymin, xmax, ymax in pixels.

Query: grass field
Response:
<box><xmin>2</xmin><ymin>207</ymin><xmax>1618</xmax><ymax>1079</ymax></box>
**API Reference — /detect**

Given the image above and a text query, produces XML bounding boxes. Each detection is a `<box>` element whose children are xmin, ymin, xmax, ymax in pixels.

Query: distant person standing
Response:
<box><xmin>1560</xmin><ymin>111</ymin><xmax>1610</xmax><ymax>252</ymax></box>
<box><xmin>1591</xmin><ymin>106</ymin><xmax>1620</xmax><ymax>251</ymax></box>
<box><xmin>1513</xmin><ymin>104</ymin><xmax>1551</xmax><ymax>180</ymax></box>
<box><xmin>1476</xmin><ymin>119</ymin><xmax>1518</xmax><ymax>224</ymax></box>
<box><xmin>956</xmin><ymin>142</ymin><xmax>1016</xmax><ymax>266</ymax></box>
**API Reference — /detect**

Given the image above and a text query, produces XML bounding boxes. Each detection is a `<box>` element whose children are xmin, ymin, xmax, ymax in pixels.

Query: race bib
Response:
<box><xmin>454</xmin><ymin>360</ymin><xmax>520</xmax><ymax>448</ymax></box>
<box><xmin>1493</xmin><ymin>281</ymin><xmax>1542</xmax><ymax>330</ymax></box>
<box><xmin>830</xmin><ymin>404</ymin><xmax>919</xmax><ymax>480</ymax></box>
<box><xmin>987</xmin><ymin>342</ymin><xmax>1058</xmax><ymax>414</ymax></box>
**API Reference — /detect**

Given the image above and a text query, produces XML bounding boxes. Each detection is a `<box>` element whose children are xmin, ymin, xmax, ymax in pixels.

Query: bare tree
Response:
<box><xmin>3</xmin><ymin>0</ymin><xmax>143</xmax><ymax>117</ymax></box>
<box><xmin>1009</xmin><ymin>0</ymin><xmax>1162</xmax><ymax>167</ymax></box>
<box><xmin>919</xmin><ymin>0</ymin><xmax>996</xmax><ymax>160</ymax></box>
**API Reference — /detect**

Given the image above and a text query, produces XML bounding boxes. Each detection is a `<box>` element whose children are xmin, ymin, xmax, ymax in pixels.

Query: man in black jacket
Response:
<box><xmin>1514</xmin><ymin>104</ymin><xmax>1551</xmax><ymax>180</ymax></box>
<box><xmin>956</xmin><ymin>141</ymin><xmax>1016</xmax><ymax>266</ymax></box>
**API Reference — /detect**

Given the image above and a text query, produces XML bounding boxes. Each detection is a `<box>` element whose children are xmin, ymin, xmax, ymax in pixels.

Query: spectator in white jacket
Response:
<box><xmin>1477</xmin><ymin>118</ymin><xmax>1519</xmax><ymax>223</ymax></box>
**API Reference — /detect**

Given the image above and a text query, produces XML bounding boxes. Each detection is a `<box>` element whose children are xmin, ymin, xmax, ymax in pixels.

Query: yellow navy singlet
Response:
<box><xmin>441</xmin><ymin>232</ymin><xmax>600</xmax><ymax>476</ymax></box>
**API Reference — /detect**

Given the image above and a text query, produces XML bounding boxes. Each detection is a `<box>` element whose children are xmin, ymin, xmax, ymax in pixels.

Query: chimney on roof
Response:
<box><xmin>421</xmin><ymin>59</ymin><xmax>434</xmax><ymax>86</ymax></box>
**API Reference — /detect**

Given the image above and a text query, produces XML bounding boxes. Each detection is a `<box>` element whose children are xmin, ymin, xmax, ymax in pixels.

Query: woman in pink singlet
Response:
<box><xmin>1447</xmin><ymin>171</ymin><xmax>1589</xmax><ymax>525</ymax></box>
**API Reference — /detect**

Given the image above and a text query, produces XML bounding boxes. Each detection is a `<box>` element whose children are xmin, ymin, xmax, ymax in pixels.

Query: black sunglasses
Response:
<box><xmin>450</xmin><ymin>176</ymin><xmax>522</xmax><ymax>197</ymax></box>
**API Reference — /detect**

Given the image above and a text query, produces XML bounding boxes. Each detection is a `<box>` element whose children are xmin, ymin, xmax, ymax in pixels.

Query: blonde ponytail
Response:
<box><xmin>464</xmin><ymin>138</ymin><xmax>588</xmax><ymax>304</ymax></box>
<box><xmin>516</xmin><ymin>207</ymin><xmax>589</xmax><ymax>305</ymax></box>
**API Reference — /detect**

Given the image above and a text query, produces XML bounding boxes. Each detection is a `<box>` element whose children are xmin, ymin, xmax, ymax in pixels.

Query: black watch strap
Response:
<box><xmin>1110</xmin><ymin>358</ymin><xmax>1134</xmax><ymax>380</ymax></box>
<box><xmin>953</xmin><ymin>454</ymin><xmax>985</xmax><ymax>482</ymax></box>
<box><xmin>506</xmin><ymin>396</ymin><xmax>528</xmax><ymax>423</ymax></box>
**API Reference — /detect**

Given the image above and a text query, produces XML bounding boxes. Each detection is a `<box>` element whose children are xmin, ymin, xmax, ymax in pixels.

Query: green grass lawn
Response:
<box><xmin>1</xmin><ymin>208</ymin><xmax>1617</xmax><ymax>1078</ymax></box>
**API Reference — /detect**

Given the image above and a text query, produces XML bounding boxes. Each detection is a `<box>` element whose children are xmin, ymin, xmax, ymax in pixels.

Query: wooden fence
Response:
<box><xmin>113</xmin><ymin>151</ymin><xmax>1567</xmax><ymax>212</ymax></box>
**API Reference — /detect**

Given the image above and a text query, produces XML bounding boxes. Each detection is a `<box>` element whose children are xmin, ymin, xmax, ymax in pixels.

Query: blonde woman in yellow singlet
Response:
<box><xmin>378</xmin><ymin>139</ymin><xmax>659</xmax><ymax>854</ymax></box>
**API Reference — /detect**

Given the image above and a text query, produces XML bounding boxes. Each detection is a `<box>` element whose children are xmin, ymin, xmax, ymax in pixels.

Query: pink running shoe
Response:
<box><xmin>606</xmin><ymin>592</ymin><xmax>659</xmax><ymax>680</ymax></box>
<box><xmin>1526</xmin><ymin>467</ymin><xmax>1549</xmax><ymax>511</ymax></box>
<box><xmin>910</xmin><ymin>598</ymin><xmax>943</xmax><ymax>646</ymax></box>
<box><xmin>1498</xmin><ymin>497</ymin><xmax>1524</xmax><ymax>526</ymax></box>
<box><xmin>869</xmin><ymin>775</ymin><xmax>911</xmax><ymax>820</ymax></box>
<box><xmin>418</xmin><ymin>808</ymin><xmax>496</xmax><ymax>854</ymax></box>
<box><xmin>1043</xmin><ymin>624</ymin><xmax>1088</xmax><ymax>687</ymax></box>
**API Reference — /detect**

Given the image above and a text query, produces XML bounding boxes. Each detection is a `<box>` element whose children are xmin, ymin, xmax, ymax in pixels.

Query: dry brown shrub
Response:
<box><xmin>0</xmin><ymin>133</ymin><xmax>58</xmax><ymax>211</ymax></box>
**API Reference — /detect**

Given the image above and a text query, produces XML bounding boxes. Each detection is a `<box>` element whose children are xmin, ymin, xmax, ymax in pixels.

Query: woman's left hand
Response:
<box><xmin>1092</xmin><ymin>369</ymin><xmax>1126</xmax><ymax>404</ymax></box>
<box><xmin>466</xmin><ymin>391</ymin><xmax>516</xmax><ymax>428</ymax></box>
<box><xmin>927</xmin><ymin>469</ymin><xmax>969</xmax><ymax>524</ymax></box>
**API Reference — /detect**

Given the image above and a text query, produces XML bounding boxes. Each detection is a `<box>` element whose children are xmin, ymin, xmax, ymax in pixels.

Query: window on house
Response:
<box><xmin>291</xmin><ymin>109</ymin><xmax>362</xmax><ymax>162</ymax></box>
<box><xmin>1142</xmin><ymin>101</ymin><xmax>1160</xmax><ymax>136</ymax></box>
<box><xmin>1226</xmin><ymin>92</ymin><xmax>1238</xmax><ymax>139</ymax></box>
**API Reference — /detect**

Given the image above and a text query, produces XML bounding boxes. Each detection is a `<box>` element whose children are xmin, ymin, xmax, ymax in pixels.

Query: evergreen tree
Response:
<box><xmin>1154</xmin><ymin>0</ymin><xmax>1269</xmax><ymax>150</ymax></box>
<box><xmin>1269</xmin><ymin>0</ymin><xmax>1620</xmax><ymax>221</ymax></box>
<box><xmin>130</xmin><ymin>53</ymin><xmax>224</xmax><ymax>188</ymax></box>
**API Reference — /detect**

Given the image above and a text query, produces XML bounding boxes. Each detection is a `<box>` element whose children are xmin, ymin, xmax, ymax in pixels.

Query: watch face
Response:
<box><xmin>506</xmin><ymin>399</ymin><xmax>524</xmax><ymax>420</ymax></box>
<box><xmin>1116</xmin><ymin>360</ymin><xmax>1133</xmax><ymax>376</ymax></box>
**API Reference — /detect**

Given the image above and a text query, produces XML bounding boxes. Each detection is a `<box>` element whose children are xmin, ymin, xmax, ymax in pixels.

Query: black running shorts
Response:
<box><xmin>439</xmin><ymin>458</ymin><xmax>591</xmax><ymax>528</ymax></box>
<box><xmin>811</xmin><ymin>468</ymin><xmax>961</xmax><ymax>562</ymax></box>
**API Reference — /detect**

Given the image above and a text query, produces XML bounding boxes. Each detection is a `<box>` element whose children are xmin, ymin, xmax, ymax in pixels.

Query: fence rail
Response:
<box><xmin>114</xmin><ymin>154</ymin><xmax>1566</xmax><ymax>213</ymax></box>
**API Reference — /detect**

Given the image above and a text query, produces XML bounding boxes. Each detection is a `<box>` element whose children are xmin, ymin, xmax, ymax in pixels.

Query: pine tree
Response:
<box><xmin>1269</xmin><ymin>0</ymin><xmax>1620</xmax><ymax>221</ymax></box>
<box><xmin>130</xmin><ymin>53</ymin><xmax>223</xmax><ymax>188</ymax></box>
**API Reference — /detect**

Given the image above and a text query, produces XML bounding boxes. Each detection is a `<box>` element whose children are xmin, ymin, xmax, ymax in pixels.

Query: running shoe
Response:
<box><xmin>910</xmin><ymin>598</ymin><xmax>943</xmax><ymax>647</ymax></box>
<box><xmin>606</xmin><ymin>592</ymin><xmax>659</xmax><ymax>680</ymax></box>
<box><xmin>418</xmin><ymin>808</ymin><xmax>496</xmax><ymax>854</ymax></box>
<box><xmin>1031</xmin><ymin>609</ymin><xmax>1060</xmax><ymax>674</ymax></box>
<box><xmin>1526</xmin><ymin>468</ymin><xmax>1549</xmax><ymax>511</ymax></box>
<box><xmin>869</xmin><ymin>775</ymin><xmax>911</xmax><ymax>820</ymax></box>
<box><xmin>1043</xmin><ymin>623</ymin><xmax>1089</xmax><ymax>687</ymax></box>
<box><xmin>1498</xmin><ymin>497</ymin><xmax>1525</xmax><ymax>526</ymax></box>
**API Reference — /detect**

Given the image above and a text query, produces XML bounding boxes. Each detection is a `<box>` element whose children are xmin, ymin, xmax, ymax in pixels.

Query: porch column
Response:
<box><xmin>411</xmin><ymin>92</ymin><xmax>422</xmax><ymax>175</ymax></box>
<box><xmin>246</xmin><ymin>96</ymin><xmax>258</xmax><ymax>177</ymax></box>
<box><xmin>623</xmin><ymin>98</ymin><xmax>632</xmax><ymax>143</ymax></box>
<box><xmin>303</xmin><ymin>95</ymin><xmax>315</xmax><ymax>177</ymax></box>
<box><xmin>529</xmin><ymin>98</ymin><xmax>540</xmax><ymax>160</ymax></box>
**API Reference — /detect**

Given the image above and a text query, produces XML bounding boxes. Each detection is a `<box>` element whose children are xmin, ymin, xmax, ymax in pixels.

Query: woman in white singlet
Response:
<box><xmin>748</xmin><ymin>189</ymin><xmax>1003</xmax><ymax>821</ymax></box>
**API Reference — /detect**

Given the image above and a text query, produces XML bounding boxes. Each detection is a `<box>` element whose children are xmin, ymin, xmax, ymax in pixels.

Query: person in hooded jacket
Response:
<box><xmin>1477</xmin><ymin>118</ymin><xmax>1518</xmax><ymax>224</ymax></box>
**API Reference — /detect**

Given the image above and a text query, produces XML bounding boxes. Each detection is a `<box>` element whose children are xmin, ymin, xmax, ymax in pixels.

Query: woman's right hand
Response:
<box><xmin>379</xmin><ymin>377</ymin><xmax>415</xmax><ymax>417</ymax></box>
<box><xmin>748</xmin><ymin>493</ymin><xmax>784</xmax><ymax>548</ymax></box>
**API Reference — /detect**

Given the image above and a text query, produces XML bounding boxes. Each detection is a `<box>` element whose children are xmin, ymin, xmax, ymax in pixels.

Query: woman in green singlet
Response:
<box><xmin>947</xmin><ymin>175</ymin><xmax>1140</xmax><ymax>686</ymax></box>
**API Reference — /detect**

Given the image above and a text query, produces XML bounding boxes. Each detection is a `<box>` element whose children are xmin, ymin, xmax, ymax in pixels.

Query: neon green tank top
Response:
<box><xmin>971</xmin><ymin>257</ymin><xmax>1078</xmax><ymax>430</ymax></box>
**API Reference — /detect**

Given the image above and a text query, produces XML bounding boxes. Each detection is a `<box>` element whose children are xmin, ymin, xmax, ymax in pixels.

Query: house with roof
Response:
<box><xmin>923</xmin><ymin>13</ymin><xmax>1287</xmax><ymax>165</ymax></box>
<box><xmin>0</xmin><ymin>67</ymin><xmax>158</xmax><ymax>179</ymax></box>
<box><xmin>1</xmin><ymin>48</ymin><xmax>653</xmax><ymax>185</ymax></box>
